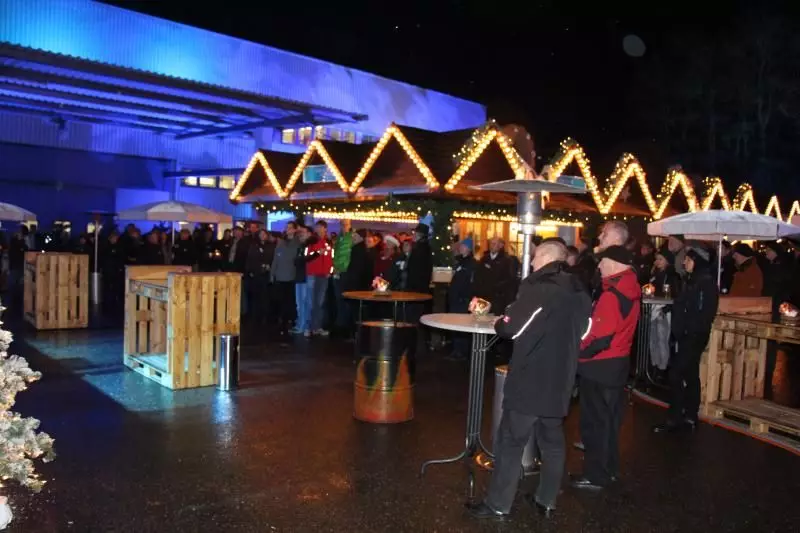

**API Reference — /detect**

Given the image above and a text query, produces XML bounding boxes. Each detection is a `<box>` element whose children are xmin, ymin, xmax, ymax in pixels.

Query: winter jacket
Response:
<box><xmin>730</xmin><ymin>258</ymin><xmax>763</xmax><ymax>297</ymax></box>
<box><xmin>345</xmin><ymin>242</ymin><xmax>372</xmax><ymax>291</ymax></box>
<box><xmin>406</xmin><ymin>238</ymin><xmax>433</xmax><ymax>293</ymax></box>
<box><xmin>473</xmin><ymin>249</ymin><xmax>518</xmax><ymax>315</ymax></box>
<box><xmin>650</xmin><ymin>266</ymin><xmax>681</xmax><ymax>298</ymax></box>
<box><xmin>762</xmin><ymin>256</ymin><xmax>791</xmax><ymax>299</ymax></box>
<box><xmin>671</xmin><ymin>267</ymin><xmax>719</xmax><ymax>341</ymax></box>
<box><xmin>449</xmin><ymin>254</ymin><xmax>476</xmax><ymax>311</ymax></box>
<box><xmin>271</xmin><ymin>238</ymin><xmax>299</xmax><ymax>282</ymax></box>
<box><xmin>294</xmin><ymin>243</ymin><xmax>308</xmax><ymax>283</ymax></box>
<box><xmin>718</xmin><ymin>255</ymin><xmax>735</xmax><ymax>295</ymax></box>
<box><xmin>636</xmin><ymin>252</ymin><xmax>655</xmax><ymax>285</ymax></box>
<box><xmin>388</xmin><ymin>252</ymin><xmax>409</xmax><ymax>290</ymax></box>
<box><xmin>495</xmin><ymin>261</ymin><xmax>592</xmax><ymax>417</ymax></box>
<box><xmin>8</xmin><ymin>236</ymin><xmax>27</xmax><ymax>270</ymax></box>
<box><xmin>139</xmin><ymin>242</ymin><xmax>165</xmax><ymax>266</ymax></box>
<box><xmin>305</xmin><ymin>236</ymin><xmax>334</xmax><ymax>277</ymax></box>
<box><xmin>579</xmin><ymin>267</ymin><xmax>641</xmax><ymax>386</ymax></box>
<box><xmin>333</xmin><ymin>233</ymin><xmax>352</xmax><ymax>274</ymax></box>
<box><xmin>245</xmin><ymin>240</ymin><xmax>275</xmax><ymax>276</ymax></box>
<box><xmin>227</xmin><ymin>236</ymin><xmax>252</xmax><ymax>274</ymax></box>
<box><xmin>172</xmin><ymin>238</ymin><xmax>197</xmax><ymax>266</ymax></box>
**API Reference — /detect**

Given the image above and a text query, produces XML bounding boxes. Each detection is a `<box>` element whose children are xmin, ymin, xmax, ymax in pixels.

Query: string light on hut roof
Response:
<box><xmin>231</xmin><ymin>124</ymin><xmax>800</xmax><ymax>223</ymax></box>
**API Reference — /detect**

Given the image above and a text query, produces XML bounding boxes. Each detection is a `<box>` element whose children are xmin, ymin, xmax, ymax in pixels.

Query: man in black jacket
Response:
<box><xmin>467</xmin><ymin>241</ymin><xmax>592</xmax><ymax>521</ymax></box>
<box><xmin>472</xmin><ymin>237</ymin><xmax>517</xmax><ymax>315</ymax></box>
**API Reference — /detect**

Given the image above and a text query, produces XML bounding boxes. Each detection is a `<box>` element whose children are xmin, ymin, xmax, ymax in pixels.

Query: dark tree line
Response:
<box><xmin>634</xmin><ymin>11</ymin><xmax>800</xmax><ymax>199</ymax></box>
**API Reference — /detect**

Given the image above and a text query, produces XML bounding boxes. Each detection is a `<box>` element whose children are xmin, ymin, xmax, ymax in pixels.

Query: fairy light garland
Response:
<box><xmin>234</xmin><ymin>125</ymin><xmax>799</xmax><ymax>223</ymax></box>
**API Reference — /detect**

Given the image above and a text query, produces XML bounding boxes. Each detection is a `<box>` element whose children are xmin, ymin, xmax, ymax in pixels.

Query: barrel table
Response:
<box><xmin>418</xmin><ymin>313</ymin><xmax>497</xmax><ymax>498</ymax></box>
<box><xmin>353</xmin><ymin>320</ymin><xmax>416</xmax><ymax>423</ymax></box>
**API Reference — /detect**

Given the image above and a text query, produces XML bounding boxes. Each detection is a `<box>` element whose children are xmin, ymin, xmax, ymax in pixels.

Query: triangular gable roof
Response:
<box><xmin>443</xmin><ymin>127</ymin><xmax>525</xmax><ymax>191</ymax></box>
<box><xmin>347</xmin><ymin>123</ymin><xmax>439</xmax><ymax>192</ymax></box>
<box><xmin>700</xmin><ymin>177</ymin><xmax>732</xmax><ymax>211</ymax></box>
<box><xmin>230</xmin><ymin>149</ymin><xmax>303</xmax><ymax>200</ymax></box>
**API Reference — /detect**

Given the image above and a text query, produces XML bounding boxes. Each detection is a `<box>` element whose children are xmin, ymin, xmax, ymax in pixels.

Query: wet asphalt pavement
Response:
<box><xmin>5</xmin><ymin>319</ymin><xmax>800</xmax><ymax>532</ymax></box>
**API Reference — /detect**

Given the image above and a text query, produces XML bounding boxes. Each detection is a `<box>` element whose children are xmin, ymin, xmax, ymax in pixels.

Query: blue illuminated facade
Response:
<box><xmin>0</xmin><ymin>0</ymin><xmax>486</xmax><ymax>231</ymax></box>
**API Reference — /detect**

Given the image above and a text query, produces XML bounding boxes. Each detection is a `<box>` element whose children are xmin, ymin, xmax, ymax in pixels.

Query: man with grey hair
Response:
<box><xmin>596</xmin><ymin>221</ymin><xmax>629</xmax><ymax>253</ymax></box>
<box><xmin>467</xmin><ymin>240</ymin><xmax>592</xmax><ymax>521</ymax></box>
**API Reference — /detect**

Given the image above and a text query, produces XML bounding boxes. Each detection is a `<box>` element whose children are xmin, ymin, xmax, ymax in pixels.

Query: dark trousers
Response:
<box><xmin>580</xmin><ymin>378</ymin><xmax>625</xmax><ymax>486</ymax></box>
<box><xmin>246</xmin><ymin>274</ymin><xmax>271</xmax><ymax>323</ymax></box>
<box><xmin>273</xmin><ymin>281</ymin><xmax>296</xmax><ymax>333</ymax></box>
<box><xmin>668</xmin><ymin>333</ymin><xmax>708</xmax><ymax>423</ymax></box>
<box><xmin>486</xmin><ymin>410</ymin><xmax>565</xmax><ymax>512</ymax></box>
<box><xmin>332</xmin><ymin>277</ymin><xmax>351</xmax><ymax>329</ymax></box>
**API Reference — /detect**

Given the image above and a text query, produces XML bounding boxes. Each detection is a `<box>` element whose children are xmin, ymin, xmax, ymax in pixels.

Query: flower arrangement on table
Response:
<box><xmin>468</xmin><ymin>297</ymin><xmax>492</xmax><ymax>317</ymax></box>
<box><xmin>371</xmin><ymin>276</ymin><xmax>391</xmax><ymax>294</ymax></box>
<box><xmin>0</xmin><ymin>300</ymin><xmax>55</xmax><ymax>529</ymax></box>
<box><xmin>642</xmin><ymin>284</ymin><xmax>656</xmax><ymax>298</ymax></box>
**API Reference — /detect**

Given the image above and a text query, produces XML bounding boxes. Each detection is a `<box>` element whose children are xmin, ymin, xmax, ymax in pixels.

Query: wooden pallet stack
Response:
<box><xmin>23</xmin><ymin>252</ymin><xmax>89</xmax><ymax>330</ymax></box>
<box><xmin>123</xmin><ymin>266</ymin><xmax>241</xmax><ymax>390</ymax></box>
<box><xmin>700</xmin><ymin>298</ymin><xmax>800</xmax><ymax>444</ymax></box>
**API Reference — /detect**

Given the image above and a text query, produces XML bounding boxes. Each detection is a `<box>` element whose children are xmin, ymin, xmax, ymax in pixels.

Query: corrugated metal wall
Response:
<box><xmin>0</xmin><ymin>0</ymin><xmax>486</xmax><ymax>135</ymax></box>
<box><xmin>0</xmin><ymin>111</ymin><xmax>256</xmax><ymax>170</ymax></box>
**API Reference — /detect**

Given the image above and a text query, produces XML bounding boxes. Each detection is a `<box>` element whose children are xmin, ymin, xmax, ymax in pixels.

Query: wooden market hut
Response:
<box><xmin>231</xmin><ymin>122</ymin><xmax>798</xmax><ymax>261</ymax></box>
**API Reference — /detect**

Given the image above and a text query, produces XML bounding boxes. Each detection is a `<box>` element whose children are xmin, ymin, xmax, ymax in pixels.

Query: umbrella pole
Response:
<box><xmin>717</xmin><ymin>236</ymin><xmax>722</xmax><ymax>290</ymax></box>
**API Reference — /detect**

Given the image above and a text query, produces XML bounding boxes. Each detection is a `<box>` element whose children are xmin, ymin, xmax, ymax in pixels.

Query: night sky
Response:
<box><xmin>104</xmin><ymin>1</ymin><xmax>798</xmax><ymax>195</ymax></box>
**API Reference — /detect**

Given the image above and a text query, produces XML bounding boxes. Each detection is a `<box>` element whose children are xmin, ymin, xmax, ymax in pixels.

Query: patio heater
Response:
<box><xmin>469</xmin><ymin>174</ymin><xmax>586</xmax><ymax>474</ymax></box>
<box><xmin>470</xmin><ymin>177</ymin><xmax>586</xmax><ymax>278</ymax></box>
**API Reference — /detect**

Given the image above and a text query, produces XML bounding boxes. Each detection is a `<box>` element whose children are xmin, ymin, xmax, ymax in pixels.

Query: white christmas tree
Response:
<box><xmin>0</xmin><ymin>301</ymin><xmax>55</xmax><ymax>529</ymax></box>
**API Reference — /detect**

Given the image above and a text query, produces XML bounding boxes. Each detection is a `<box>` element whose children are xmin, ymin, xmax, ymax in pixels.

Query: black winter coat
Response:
<box><xmin>473</xmin><ymin>250</ymin><xmax>518</xmax><ymax>315</ymax></box>
<box><xmin>495</xmin><ymin>262</ymin><xmax>592</xmax><ymax>417</ymax></box>
<box><xmin>671</xmin><ymin>267</ymin><xmax>719</xmax><ymax>341</ymax></box>
<box><xmin>449</xmin><ymin>254</ymin><xmax>476</xmax><ymax>311</ymax></box>
<box><xmin>406</xmin><ymin>238</ymin><xmax>433</xmax><ymax>293</ymax></box>
<box><xmin>172</xmin><ymin>238</ymin><xmax>197</xmax><ymax>266</ymax></box>
<box><xmin>345</xmin><ymin>242</ymin><xmax>372</xmax><ymax>291</ymax></box>
<box><xmin>245</xmin><ymin>241</ymin><xmax>275</xmax><ymax>276</ymax></box>
<box><xmin>650</xmin><ymin>266</ymin><xmax>681</xmax><ymax>298</ymax></box>
<box><xmin>139</xmin><ymin>242</ymin><xmax>165</xmax><ymax>265</ymax></box>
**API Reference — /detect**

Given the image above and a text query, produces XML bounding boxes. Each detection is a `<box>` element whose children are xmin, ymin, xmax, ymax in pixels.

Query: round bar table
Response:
<box><xmin>418</xmin><ymin>313</ymin><xmax>498</xmax><ymax>498</ymax></box>
<box><xmin>344</xmin><ymin>291</ymin><xmax>433</xmax><ymax>356</ymax></box>
<box><xmin>343</xmin><ymin>290</ymin><xmax>432</xmax><ymax>324</ymax></box>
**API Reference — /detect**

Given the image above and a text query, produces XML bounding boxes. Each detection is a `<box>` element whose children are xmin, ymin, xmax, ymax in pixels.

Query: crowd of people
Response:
<box><xmin>463</xmin><ymin>219</ymin><xmax>800</xmax><ymax>521</ymax></box>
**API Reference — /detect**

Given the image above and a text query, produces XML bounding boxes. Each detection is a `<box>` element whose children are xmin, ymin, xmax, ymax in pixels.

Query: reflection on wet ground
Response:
<box><xmin>6</xmin><ymin>320</ymin><xmax>800</xmax><ymax>532</ymax></box>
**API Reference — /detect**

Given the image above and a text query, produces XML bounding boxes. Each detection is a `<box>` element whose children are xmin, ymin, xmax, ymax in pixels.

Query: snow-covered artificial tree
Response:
<box><xmin>0</xmin><ymin>301</ymin><xmax>55</xmax><ymax>529</ymax></box>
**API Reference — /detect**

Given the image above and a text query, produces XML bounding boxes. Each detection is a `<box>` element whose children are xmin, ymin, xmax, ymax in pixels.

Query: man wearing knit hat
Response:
<box><xmin>729</xmin><ymin>243</ymin><xmax>763</xmax><ymax>297</ymax></box>
<box><xmin>572</xmin><ymin>244</ymin><xmax>641</xmax><ymax>491</ymax></box>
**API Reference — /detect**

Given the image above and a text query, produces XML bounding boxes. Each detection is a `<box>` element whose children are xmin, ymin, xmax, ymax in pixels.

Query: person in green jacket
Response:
<box><xmin>333</xmin><ymin>227</ymin><xmax>353</xmax><ymax>334</ymax></box>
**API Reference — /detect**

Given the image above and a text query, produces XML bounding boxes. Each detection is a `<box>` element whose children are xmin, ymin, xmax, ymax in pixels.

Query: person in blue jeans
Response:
<box><xmin>304</xmin><ymin>220</ymin><xmax>334</xmax><ymax>337</ymax></box>
<box><xmin>292</xmin><ymin>226</ymin><xmax>311</xmax><ymax>335</ymax></box>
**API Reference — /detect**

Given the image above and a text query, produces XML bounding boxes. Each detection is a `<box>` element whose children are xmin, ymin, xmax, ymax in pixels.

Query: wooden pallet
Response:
<box><xmin>23</xmin><ymin>252</ymin><xmax>89</xmax><ymax>330</ymax></box>
<box><xmin>710</xmin><ymin>399</ymin><xmax>800</xmax><ymax>440</ymax></box>
<box><xmin>123</xmin><ymin>266</ymin><xmax>241</xmax><ymax>390</ymax></box>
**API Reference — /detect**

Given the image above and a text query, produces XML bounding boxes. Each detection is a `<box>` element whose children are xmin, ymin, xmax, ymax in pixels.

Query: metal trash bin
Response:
<box><xmin>490</xmin><ymin>365</ymin><xmax>537</xmax><ymax>471</ymax></box>
<box><xmin>354</xmin><ymin>320</ymin><xmax>415</xmax><ymax>423</ymax></box>
<box><xmin>217</xmin><ymin>334</ymin><xmax>240</xmax><ymax>391</ymax></box>
<box><xmin>90</xmin><ymin>272</ymin><xmax>102</xmax><ymax>306</ymax></box>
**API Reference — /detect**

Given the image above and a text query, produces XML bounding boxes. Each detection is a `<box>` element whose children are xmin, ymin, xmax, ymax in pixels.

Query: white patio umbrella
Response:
<box><xmin>0</xmin><ymin>202</ymin><xmax>36</xmax><ymax>222</ymax></box>
<box><xmin>116</xmin><ymin>200</ymin><xmax>232</xmax><ymax>224</ymax></box>
<box><xmin>647</xmin><ymin>210</ymin><xmax>800</xmax><ymax>287</ymax></box>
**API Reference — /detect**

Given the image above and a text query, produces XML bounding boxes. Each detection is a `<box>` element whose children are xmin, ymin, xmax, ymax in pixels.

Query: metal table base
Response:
<box><xmin>419</xmin><ymin>331</ymin><xmax>497</xmax><ymax>498</ymax></box>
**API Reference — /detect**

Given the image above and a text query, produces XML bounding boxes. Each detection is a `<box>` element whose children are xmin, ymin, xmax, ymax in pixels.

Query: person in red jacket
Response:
<box><xmin>304</xmin><ymin>220</ymin><xmax>334</xmax><ymax>337</ymax></box>
<box><xmin>571</xmin><ymin>245</ymin><xmax>641</xmax><ymax>491</ymax></box>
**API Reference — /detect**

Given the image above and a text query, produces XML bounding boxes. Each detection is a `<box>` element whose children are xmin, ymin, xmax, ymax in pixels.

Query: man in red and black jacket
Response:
<box><xmin>571</xmin><ymin>245</ymin><xmax>641</xmax><ymax>491</ymax></box>
<box><xmin>304</xmin><ymin>220</ymin><xmax>334</xmax><ymax>337</ymax></box>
